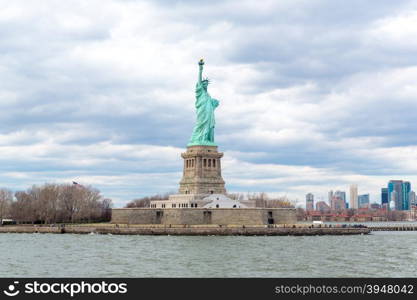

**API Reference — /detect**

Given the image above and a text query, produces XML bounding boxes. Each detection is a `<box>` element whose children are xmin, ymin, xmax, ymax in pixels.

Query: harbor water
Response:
<box><xmin>1</xmin><ymin>231</ymin><xmax>417</xmax><ymax>277</ymax></box>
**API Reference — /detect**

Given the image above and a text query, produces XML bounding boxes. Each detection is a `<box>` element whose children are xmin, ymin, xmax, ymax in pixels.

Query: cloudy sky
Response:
<box><xmin>1</xmin><ymin>0</ymin><xmax>417</xmax><ymax>207</ymax></box>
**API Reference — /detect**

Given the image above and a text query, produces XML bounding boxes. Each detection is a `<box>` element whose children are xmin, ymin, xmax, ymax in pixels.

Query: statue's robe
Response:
<box><xmin>188</xmin><ymin>81</ymin><xmax>219</xmax><ymax>146</ymax></box>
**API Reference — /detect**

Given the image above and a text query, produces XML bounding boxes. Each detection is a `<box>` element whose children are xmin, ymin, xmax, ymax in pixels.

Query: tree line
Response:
<box><xmin>228</xmin><ymin>192</ymin><xmax>295</xmax><ymax>208</ymax></box>
<box><xmin>125</xmin><ymin>193</ymin><xmax>171</xmax><ymax>208</ymax></box>
<box><xmin>0</xmin><ymin>183</ymin><xmax>112</xmax><ymax>224</ymax></box>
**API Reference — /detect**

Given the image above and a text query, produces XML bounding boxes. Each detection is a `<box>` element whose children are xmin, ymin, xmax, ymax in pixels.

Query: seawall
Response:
<box><xmin>111</xmin><ymin>207</ymin><xmax>297</xmax><ymax>225</ymax></box>
<box><xmin>0</xmin><ymin>225</ymin><xmax>370</xmax><ymax>236</ymax></box>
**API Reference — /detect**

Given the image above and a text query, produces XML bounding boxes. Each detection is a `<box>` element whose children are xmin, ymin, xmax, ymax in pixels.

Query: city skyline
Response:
<box><xmin>1</xmin><ymin>1</ymin><xmax>417</xmax><ymax>207</ymax></box>
<box><xmin>305</xmin><ymin>180</ymin><xmax>415</xmax><ymax>210</ymax></box>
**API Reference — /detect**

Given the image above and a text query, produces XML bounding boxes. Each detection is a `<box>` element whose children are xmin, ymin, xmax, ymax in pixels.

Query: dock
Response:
<box><xmin>369</xmin><ymin>225</ymin><xmax>417</xmax><ymax>231</ymax></box>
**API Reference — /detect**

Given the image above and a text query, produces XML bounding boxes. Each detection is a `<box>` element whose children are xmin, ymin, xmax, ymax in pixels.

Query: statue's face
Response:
<box><xmin>202</xmin><ymin>80</ymin><xmax>209</xmax><ymax>89</ymax></box>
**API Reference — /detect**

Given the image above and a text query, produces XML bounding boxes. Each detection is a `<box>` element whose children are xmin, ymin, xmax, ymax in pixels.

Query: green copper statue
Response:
<box><xmin>188</xmin><ymin>59</ymin><xmax>219</xmax><ymax>146</ymax></box>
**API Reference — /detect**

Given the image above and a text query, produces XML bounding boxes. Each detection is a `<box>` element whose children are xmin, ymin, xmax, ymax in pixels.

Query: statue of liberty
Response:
<box><xmin>188</xmin><ymin>59</ymin><xmax>219</xmax><ymax>146</ymax></box>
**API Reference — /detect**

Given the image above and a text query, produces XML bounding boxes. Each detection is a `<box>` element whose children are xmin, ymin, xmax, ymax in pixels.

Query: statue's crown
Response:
<box><xmin>202</xmin><ymin>77</ymin><xmax>210</xmax><ymax>83</ymax></box>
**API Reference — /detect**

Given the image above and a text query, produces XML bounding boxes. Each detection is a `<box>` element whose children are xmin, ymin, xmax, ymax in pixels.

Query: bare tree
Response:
<box><xmin>246</xmin><ymin>193</ymin><xmax>295</xmax><ymax>208</ymax></box>
<box><xmin>0</xmin><ymin>188</ymin><xmax>13</xmax><ymax>221</ymax></box>
<box><xmin>266</xmin><ymin>196</ymin><xmax>295</xmax><ymax>208</ymax></box>
<box><xmin>40</xmin><ymin>184</ymin><xmax>60</xmax><ymax>224</ymax></box>
<box><xmin>100</xmin><ymin>198</ymin><xmax>113</xmax><ymax>221</ymax></box>
<box><xmin>125</xmin><ymin>193</ymin><xmax>171</xmax><ymax>208</ymax></box>
<box><xmin>296</xmin><ymin>207</ymin><xmax>306</xmax><ymax>221</ymax></box>
<box><xmin>9</xmin><ymin>183</ymin><xmax>112</xmax><ymax>224</ymax></box>
<box><xmin>12</xmin><ymin>191</ymin><xmax>37</xmax><ymax>224</ymax></box>
<box><xmin>227</xmin><ymin>193</ymin><xmax>245</xmax><ymax>201</ymax></box>
<box><xmin>59</xmin><ymin>185</ymin><xmax>80</xmax><ymax>223</ymax></box>
<box><xmin>247</xmin><ymin>192</ymin><xmax>269</xmax><ymax>208</ymax></box>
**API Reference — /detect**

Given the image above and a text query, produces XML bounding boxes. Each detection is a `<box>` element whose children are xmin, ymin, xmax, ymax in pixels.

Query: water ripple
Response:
<box><xmin>1</xmin><ymin>232</ymin><xmax>417</xmax><ymax>277</ymax></box>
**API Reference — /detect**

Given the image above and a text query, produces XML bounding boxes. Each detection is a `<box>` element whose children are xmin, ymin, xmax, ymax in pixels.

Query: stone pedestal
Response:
<box><xmin>179</xmin><ymin>145</ymin><xmax>226</xmax><ymax>195</ymax></box>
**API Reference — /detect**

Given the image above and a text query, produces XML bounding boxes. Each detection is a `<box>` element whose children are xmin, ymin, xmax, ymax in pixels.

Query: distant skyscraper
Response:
<box><xmin>332</xmin><ymin>190</ymin><xmax>346</xmax><ymax>210</ymax></box>
<box><xmin>388</xmin><ymin>180</ymin><xmax>402</xmax><ymax>210</ymax></box>
<box><xmin>328</xmin><ymin>190</ymin><xmax>333</xmax><ymax>206</ymax></box>
<box><xmin>331</xmin><ymin>196</ymin><xmax>346</xmax><ymax>211</ymax></box>
<box><xmin>409</xmin><ymin>191</ymin><xmax>416</xmax><ymax>208</ymax></box>
<box><xmin>358</xmin><ymin>194</ymin><xmax>370</xmax><ymax>208</ymax></box>
<box><xmin>389</xmin><ymin>198</ymin><xmax>396</xmax><ymax>210</ymax></box>
<box><xmin>403</xmin><ymin>182</ymin><xmax>411</xmax><ymax>210</ymax></box>
<box><xmin>388</xmin><ymin>180</ymin><xmax>412</xmax><ymax>210</ymax></box>
<box><xmin>334</xmin><ymin>190</ymin><xmax>346</xmax><ymax>202</ymax></box>
<box><xmin>390</xmin><ymin>191</ymin><xmax>398</xmax><ymax>210</ymax></box>
<box><xmin>316</xmin><ymin>201</ymin><xmax>330</xmax><ymax>212</ymax></box>
<box><xmin>350</xmin><ymin>184</ymin><xmax>358</xmax><ymax>209</ymax></box>
<box><xmin>381</xmin><ymin>188</ymin><xmax>388</xmax><ymax>206</ymax></box>
<box><xmin>306</xmin><ymin>193</ymin><xmax>314</xmax><ymax>211</ymax></box>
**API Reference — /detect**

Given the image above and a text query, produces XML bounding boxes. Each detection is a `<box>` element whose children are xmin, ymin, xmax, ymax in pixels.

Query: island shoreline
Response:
<box><xmin>0</xmin><ymin>224</ymin><xmax>370</xmax><ymax>236</ymax></box>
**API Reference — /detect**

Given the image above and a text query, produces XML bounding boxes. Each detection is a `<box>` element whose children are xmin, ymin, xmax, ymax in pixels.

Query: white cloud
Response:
<box><xmin>0</xmin><ymin>0</ymin><xmax>417</xmax><ymax>207</ymax></box>
<box><xmin>369</xmin><ymin>10</ymin><xmax>417</xmax><ymax>48</ymax></box>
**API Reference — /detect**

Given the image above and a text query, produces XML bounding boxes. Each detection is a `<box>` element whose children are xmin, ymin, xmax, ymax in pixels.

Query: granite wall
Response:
<box><xmin>111</xmin><ymin>208</ymin><xmax>297</xmax><ymax>225</ymax></box>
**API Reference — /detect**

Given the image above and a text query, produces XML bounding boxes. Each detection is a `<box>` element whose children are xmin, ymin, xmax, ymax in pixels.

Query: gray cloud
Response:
<box><xmin>1</xmin><ymin>0</ymin><xmax>417</xmax><ymax>206</ymax></box>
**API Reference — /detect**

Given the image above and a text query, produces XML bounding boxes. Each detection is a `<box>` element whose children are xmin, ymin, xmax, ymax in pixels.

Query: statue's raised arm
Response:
<box><xmin>198</xmin><ymin>58</ymin><xmax>204</xmax><ymax>84</ymax></box>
